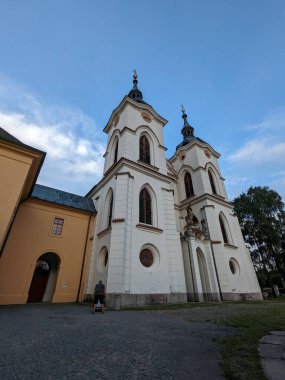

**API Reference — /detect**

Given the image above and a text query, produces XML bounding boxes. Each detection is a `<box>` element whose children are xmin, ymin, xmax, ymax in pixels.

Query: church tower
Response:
<box><xmin>86</xmin><ymin>72</ymin><xmax>187</xmax><ymax>306</ymax></box>
<box><xmin>169</xmin><ymin>106</ymin><xmax>262</xmax><ymax>301</ymax></box>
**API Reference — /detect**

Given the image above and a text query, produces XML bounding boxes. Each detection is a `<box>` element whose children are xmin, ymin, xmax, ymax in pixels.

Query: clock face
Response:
<box><xmin>204</xmin><ymin>149</ymin><xmax>211</xmax><ymax>158</ymax></box>
<box><xmin>141</xmin><ymin>112</ymin><xmax>152</xmax><ymax>123</ymax></box>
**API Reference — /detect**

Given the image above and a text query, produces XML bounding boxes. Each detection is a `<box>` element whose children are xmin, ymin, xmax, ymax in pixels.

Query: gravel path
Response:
<box><xmin>0</xmin><ymin>303</ymin><xmax>236</xmax><ymax>380</ymax></box>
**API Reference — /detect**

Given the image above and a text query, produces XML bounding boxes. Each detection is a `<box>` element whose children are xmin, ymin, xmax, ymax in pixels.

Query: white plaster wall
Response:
<box><xmin>204</xmin><ymin>202</ymin><xmax>261</xmax><ymax>295</ymax></box>
<box><xmin>127</xmin><ymin>166</ymin><xmax>176</xmax><ymax>294</ymax></box>
<box><xmin>161</xmin><ymin>188</ymin><xmax>187</xmax><ymax>293</ymax></box>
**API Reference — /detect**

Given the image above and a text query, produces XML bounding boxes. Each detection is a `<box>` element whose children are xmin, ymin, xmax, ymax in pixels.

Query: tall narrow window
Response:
<box><xmin>139</xmin><ymin>188</ymin><xmax>152</xmax><ymax>225</ymax></box>
<box><xmin>219</xmin><ymin>215</ymin><xmax>229</xmax><ymax>243</ymax></box>
<box><xmin>139</xmin><ymin>135</ymin><xmax>150</xmax><ymax>164</ymax></box>
<box><xmin>208</xmin><ymin>171</ymin><xmax>217</xmax><ymax>194</ymax></box>
<box><xmin>113</xmin><ymin>139</ymin><xmax>118</xmax><ymax>164</ymax></box>
<box><xmin>108</xmin><ymin>193</ymin><xmax>113</xmax><ymax>227</ymax></box>
<box><xmin>51</xmin><ymin>217</ymin><xmax>64</xmax><ymax>236</ymax></box>
<box><xmin>184</xmin><ymin>173</ymin><xmax>194</xmax><ymax>198</ymax></box>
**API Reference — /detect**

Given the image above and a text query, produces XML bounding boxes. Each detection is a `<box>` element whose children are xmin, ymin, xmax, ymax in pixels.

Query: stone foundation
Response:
<box><xmin>221</xmin><ymin>292</ymin><xmax>263</xmax><ymax>301</ymax></box>
<box><xmin>84</xmin><ymin>291</ymin><xmax>263</xmax><ymax>309</ymax></box>
<box><xmin>187</xmin><ymin>292</ymin><xmax>221</xmax><ymax>302</ymax></box>
<box><xmin>85</xmin><ymin>293</ymin><xmax>188</xmax><ymax>309</ymax></box>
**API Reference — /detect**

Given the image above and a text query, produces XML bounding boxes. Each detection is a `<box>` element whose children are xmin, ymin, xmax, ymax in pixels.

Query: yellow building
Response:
<box><xmin>0</xmin><ymin>127</ymin><xmax>96</xmax><ymax>304</ymax></box>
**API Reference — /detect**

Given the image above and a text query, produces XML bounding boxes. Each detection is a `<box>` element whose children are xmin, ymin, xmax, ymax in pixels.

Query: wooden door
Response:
<box><xmin>27</xmin><ymin>261</ymin><xmax>50</xmax><ymax>303</ymax></box>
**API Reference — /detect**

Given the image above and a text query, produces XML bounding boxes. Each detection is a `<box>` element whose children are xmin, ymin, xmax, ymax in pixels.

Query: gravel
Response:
<box><xmin>0</xmin><ymin>303</ymin><xmax>237</xmax><ymax>380</ymax></box>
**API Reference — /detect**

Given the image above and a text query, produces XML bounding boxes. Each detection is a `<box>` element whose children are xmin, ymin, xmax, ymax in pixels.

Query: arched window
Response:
<box><xmin>184</xmin><ymin>172</ymin><xmax>194</xmax><ymax>198</ymax></box>
<box><xmin>108</xmin><ymin>193</ymin><xmax>113</xmax><ymax>227</ymax></box>
<box><xmin>219</xmin><ymin>214</ymin><xmax>229</xmax><ymax>243</ymax></box>
<box><xmin>113</xmin><ymin>139</ymin><xmax>118</xmax><ymax>164</ymax></box>
<box><xmin>208</xmin><ymin>170</ymin><xmax>217</xmax><ymax>194</ymax></box>
<box><xmin>139</xmin><ymin>188</ymin><xmax>152</xmax><ymax>225</ymax></box>
<box><xmin>98</xmin><ymin>247</ymin><xmax>108</xmax><ymax>273</ymax></box>
<box><xmin>139</xmin><ymin>135</ymin><xmax>150</xmax><ymax>164</ymax></box>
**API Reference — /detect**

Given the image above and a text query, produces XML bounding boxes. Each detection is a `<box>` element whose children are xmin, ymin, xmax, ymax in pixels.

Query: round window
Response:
<box><xmin>140</xmin><ymin>249</ymin><xmax>154</xmax><ymax>268</ymax></box>
<box><xmin>229</xmin><ymin>258</ymin><xmax>240</xmax><ymax>276</ymax></box>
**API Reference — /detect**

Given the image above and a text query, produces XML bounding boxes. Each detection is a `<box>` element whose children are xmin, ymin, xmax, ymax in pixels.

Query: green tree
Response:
<box><xmin>233</xmin><ymin>186</ymin><xmax>285</xmax><ymax>287</ymax></box>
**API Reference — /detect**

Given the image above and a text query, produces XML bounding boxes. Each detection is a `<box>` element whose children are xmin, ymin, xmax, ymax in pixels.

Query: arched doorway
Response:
<box><xmin>27</xmin><ymin>253</ymin><xmax>60</xmax><ymax>303</ymax></box>
<box><xmin>197</xmin><ymin>248</ymin><xmax>211</xmax><ymax>301</ymax></box>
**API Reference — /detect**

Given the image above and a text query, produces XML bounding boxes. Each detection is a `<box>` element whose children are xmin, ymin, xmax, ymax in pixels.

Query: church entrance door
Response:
<box><xmin>197</xmin><ymin>248</ymin><xmax>211</xmax><ymax>301</ymax></box>
<box><xmin>27</xmin><ymin>253</ymin><xmax>60</xmax><ymax>303</ymax></box>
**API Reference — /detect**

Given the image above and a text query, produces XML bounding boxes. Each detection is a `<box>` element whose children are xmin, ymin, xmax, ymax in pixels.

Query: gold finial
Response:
<box><xmin>133</xmin><ymin>69</ymin><xmax>138</xmax><ymax>80</ymax></box>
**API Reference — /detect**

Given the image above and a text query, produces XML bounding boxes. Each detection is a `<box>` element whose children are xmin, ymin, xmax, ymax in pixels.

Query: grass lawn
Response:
<box><xmin>215</xmin><ymin>298</ymin><xmax>285</xmax><ymax>380</ymax></box>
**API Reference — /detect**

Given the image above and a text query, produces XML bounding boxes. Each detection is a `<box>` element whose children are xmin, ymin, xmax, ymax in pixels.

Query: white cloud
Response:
<box><xmin>245</xmin><ymin>110</ymin><xmax>285</xmax><ymax>131</ymax></box>
<box><xmin>224</xmin><ymin>111</ymin><xmax>285</xmax><ymax>201</ymax></box>
<box><xmin>0</xmin><ymin>78</ymin><xmax>105</xmax><ymax>195</ymax></box>
<box><xmin>229</xmin><ymin>138</ymin><xmax>285</xmax><ymax>164</ymax></box>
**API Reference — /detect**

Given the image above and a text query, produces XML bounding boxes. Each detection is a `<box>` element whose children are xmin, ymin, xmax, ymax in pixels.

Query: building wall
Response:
<box><xmin>0</xmin><ymin>199</ymin><xmax>94</xmax><ymax>305</ymax></box>
<box><xmin>0</xmin><ymin>143</ymin><xmax>34</xmax><ymax>251</ymax></box>
<box><xmin>170</xmin><ymin>139</ymin><xmax>262</xmax><ymax>301</ymax></box>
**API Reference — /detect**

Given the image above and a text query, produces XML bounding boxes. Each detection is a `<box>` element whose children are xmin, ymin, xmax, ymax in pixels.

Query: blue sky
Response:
<box><xmin>0</xmin><ymin>0</ymin><xmax>284</xmax><ymax>200</ymax></box>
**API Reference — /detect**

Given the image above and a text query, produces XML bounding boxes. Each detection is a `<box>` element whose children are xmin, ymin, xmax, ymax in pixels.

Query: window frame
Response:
<box><xmin>113</xmin><ymin>137</ymin><xmax>118</xmax><ymax>164</ymax></box>
<box><xmin>51</xmin><ymin>217</ymin><xmax>64</xmax><ymax>237</ymax></box>
<box><xmin>139</xmin><ymin>135</ymin><xmax>151</xmax><ymax>164</ymax></box>
<box><xmin>208</xmin><ymin>170</ymin><xmax>217</xmax><ymax>194</ymax></box>
<box><xmin>139</xmin><ymin>187</ymin><xmax>152</xmax><ymax>225</ymax></box>
<box><xmin>184</xmin><ymin>172</ymin><xmax>195</xmax><ymax>198</ymax></box>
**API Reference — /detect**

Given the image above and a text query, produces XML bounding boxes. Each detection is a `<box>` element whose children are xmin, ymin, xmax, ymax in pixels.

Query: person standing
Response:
<box><xmin>92</xmin><ymin>280</ymin><xmax>105</xmax><ymax>314</ymax></box>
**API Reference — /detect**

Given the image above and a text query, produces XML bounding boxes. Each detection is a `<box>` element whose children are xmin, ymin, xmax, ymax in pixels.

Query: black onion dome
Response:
<box><xmin>128</xmin><ymin>70</ymin><xmax>144</xmax><ymax>102</ymax></box>
<box><xmin>176</xmin><ymin>105</ymin><xmax>207</xmax><ymax>151</ymax></box>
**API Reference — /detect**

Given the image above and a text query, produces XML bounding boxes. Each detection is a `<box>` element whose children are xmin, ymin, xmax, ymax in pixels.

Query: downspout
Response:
<box><xmin>77</xmin><ymin>212</ymin><xmax>93</xmax><ymax>303</ymax></box>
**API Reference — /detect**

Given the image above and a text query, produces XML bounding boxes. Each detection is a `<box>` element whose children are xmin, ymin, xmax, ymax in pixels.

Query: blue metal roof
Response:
<box><xmin>31</xmin><ymin>184</ymin><xmax>96</xmax><ymax>213</ymax></box>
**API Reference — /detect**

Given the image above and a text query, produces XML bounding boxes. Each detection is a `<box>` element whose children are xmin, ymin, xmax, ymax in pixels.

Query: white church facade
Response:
<box><xmin>85</xmin><ymin>73</ymin><xmax>262</xmax><ymax>306</ymax></box>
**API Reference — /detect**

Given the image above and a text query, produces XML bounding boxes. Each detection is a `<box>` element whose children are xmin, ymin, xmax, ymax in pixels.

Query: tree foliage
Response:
<box><xmin>233</xmin><ymin>186</ymin><xmax>285</xmax><ymax>286</ymax></box>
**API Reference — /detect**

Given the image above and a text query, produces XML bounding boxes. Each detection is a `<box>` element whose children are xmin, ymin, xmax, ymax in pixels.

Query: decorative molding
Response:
<box><xmin>136</xmin><ymin>223</ymin><xmax>163</xmax><ymax>234</ymax></box>
<box><xmin>112</xmin><ymin>218</ymin><xmax>125</xmax><ymax>223</ymax></box>
<box><xmin>87</xmin><ymin>157</ymin><xmax>172</xmax><ymax>197</ymax></box>
<box><xmin>211</xmin><ymin>240</ymin><xmax>221</xmax><ymax>244</ymax></box>
<box><xmin>202</xmin><ymin>205</ymin><xmax>215</xmax><ymax>209</ymax></box>
<box><xmin>168</xmin><ymin>139</ymin><xmax>221</xmax><ymax>162</ymax></box>
<box><xmin>212</xmin><ymin>193</ymin><xmax>225</xmax><ymax>201</ymax></box>
<box><xmin>161</xmin><ymin>187</ymin><xmax>174</xmax><ymax>195</ymax></box>
<box><xmin>224</xmin><ymin>243</ymin><xmax>238</xmax><ymax>249</ymax></box>
<box><xmin>97</xmin><ymin>226</ymin><xmax>112</xmax><ymax>238</ymax></box>
<box><xmin>137</xmin><ymin>160</ymin><xmax>159</xmax><ymax>172</ymax></box>
<box><xmin>103</xmin><ymin>96</ymin><xmax>168</xmax><ymax>133</ymax></box>
<box><xmin>158</xmin><ymin>144</ymin><xmax>168</xmax><ymax>151</ymax></box>
<box><xmin>115</xmin><ymin>171</ymin><xmax>134</xmax><ymax>179</ymax></box>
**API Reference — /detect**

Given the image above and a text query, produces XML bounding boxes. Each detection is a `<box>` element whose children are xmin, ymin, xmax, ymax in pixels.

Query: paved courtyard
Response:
<box><xmin>0</xmin><ymin>303</ymin><xmax>236</xmax><ymax>379</ymax></box>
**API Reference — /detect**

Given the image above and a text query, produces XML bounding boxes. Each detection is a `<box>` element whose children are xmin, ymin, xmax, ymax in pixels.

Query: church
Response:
<box><xmin>0</xmin><ymin>73</ymin><xmax>262</xmax><ymax>306</ymax></box>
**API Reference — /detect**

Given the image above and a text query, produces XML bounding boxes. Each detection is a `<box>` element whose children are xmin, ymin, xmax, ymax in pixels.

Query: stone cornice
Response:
<box><xmin>104</xmin><ymin>125</ymin><xmax>167</xmax><ymax>157</ymax></box>
<box><xmin>174</xmin><ymin>193</ymin><xmax>233</xmax><ymax>210</ymax></box>
<box><xmin>97</xmin><ymin>226</ymin><xmax>111</xmax><ymax>238</ymax></box>
<box><xmin>136</xmin><ymin>223</ymin><xmax>163</xmax><ymax>233</ymax></box>
<box><xmin>115</xmin><ymin>172</ymin><xmax>134</xmax><ymax>179</ymax></box>
<box><xmin>224</xmin><ymin>243</ymin><xmax>238</xmax><ymax>250</ymax></box>
<box><xmin>176</xmin><ymin>162</ymin><xmax>224</xmax><ymax>180</ymax></box>
<box><xmin>104</xmin><ymin>96</ymin><xmax>168</xmax><ymax>133</ymax></box>
<box><xmin>168</xmin><ymin>140</ymin><xmax>220</xmax><ymax>162</ymax></box>
<box><xmin>87</xmin><ymin>157</ymin><xmax>172</xmax><ymax>197</ymax></box>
